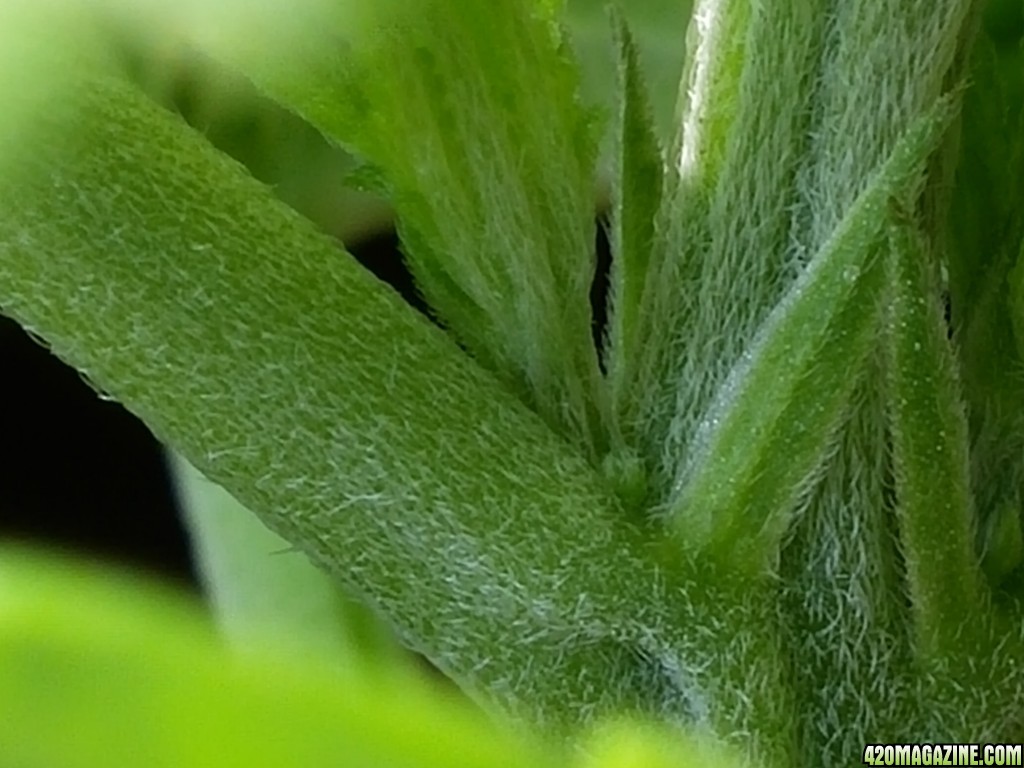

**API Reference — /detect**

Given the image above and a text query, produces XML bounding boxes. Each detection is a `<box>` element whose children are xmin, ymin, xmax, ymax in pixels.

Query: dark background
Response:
<box><xmin>1</xmin><ymin>309</ymin><xmax>195</xmax><ymax>587</ymax></box>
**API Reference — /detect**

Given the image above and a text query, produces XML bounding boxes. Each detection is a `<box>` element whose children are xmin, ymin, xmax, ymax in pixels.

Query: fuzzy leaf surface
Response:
<box><xmin>666</xmin><ymin>102</ymin><xmax>956</xmax><ymax>573</ymax></box>
<box><xmin>178</xmin><ymin>0</ymin><xmax>612</xmax><ymax>460</ymax></box>
<box><xmin>885</xmin><ymin>213</ymin><xmax>985</xmax><ymax>659</ymax></box>
<box><xmin>605</xmin><ymin>7</ymin><xmax>666</xmax><ymax>450</ymax></box>
<box><xmin>0</xmin><ymin>57</ymin><xmax>668</xmax><ymax>732</ymax></box>
<box><xmin>623</xmin><ymin>0</ymin><xmax>828</xmax><ymax>501</ymax></box>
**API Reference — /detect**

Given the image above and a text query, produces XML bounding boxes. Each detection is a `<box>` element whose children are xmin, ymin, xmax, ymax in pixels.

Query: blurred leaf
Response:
<box><xmin>0</xmin><ymin>2</ymin><xmax>117</xmax><ymax>175</ymax></box>
<box><xmin>981</xmin><ymin>499</ymin><xmax>1024</xmax><ymax>589</ymax></box>
<box><xmin>949</xmin><ymin>13</ymin><xmax>1024</xmax><ymax>577</ymax></box>
<box><xmin>578</xmin><ymin>719</ymin><xmax>749</xmax><ymax>768</ymax></box>
<box><xmin>133</xmin><ymin>50</ymin><xmax>391</xmax><ymax>245</ymax></box>
<box><xmin>0</xmin><ymin>549</ymin><xmax>766</xmax><ymax>768</ymax></box>
<box><xmin>949</xmin><ymin>32</ymin><xmax>1024</xmax><ymax>396</ymax></box>
<box><xmin>0</xmin><ymin>547</ymin><xmax>561</xmax><ymax>768</ymax></box>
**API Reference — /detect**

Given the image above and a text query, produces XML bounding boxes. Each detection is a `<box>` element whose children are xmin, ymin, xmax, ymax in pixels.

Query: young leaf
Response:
<box><xmin>605</xmin><ymin>7</ymin><xmax>666</xmax><ymax>446</ymax></box>
<box><xmin>664</xmin><ymin>100</ymin><xmax>956</xmax><ymax>574</ymax></box>
<box><xmin>176</xmin><ymin>0</ymin><xmax>613</xmax><ymax>462</ymax></box>
<box><xmin>771</xmin><ymin>5</ymin><xmax>978</xmax><ymax>761</ymax></box>
<box><xmin>777</xmin><ymin>380</ymin><xmax>916</xmax><ymax>765</ymax></box>
<box><xmin>634</xmin><ymin>0</ymin><xmax>975</xmax><ymax>506</ymax></box>
<box><xmin>670</xmin><ymin>0</ymin><xmax>750</xmax><ymax>189</ymax></box>
<box><xmin>623</xmin><ymin>1</ymin><xmax>828</xmax><ymax>501</ymax></box>
<box><xmin>885</xmin><ymin>210</ymin><xmax>986</xmax><ymax>659</ymax></box>
<box><xmin>565</xmin><ymin>0</ymin><xmax>693</xmax><ymax>139</ymax></box>
<box><xmin>792</xmin><ymin>0</ymin><xmax>974</xmax><ymax>254</ymax></box>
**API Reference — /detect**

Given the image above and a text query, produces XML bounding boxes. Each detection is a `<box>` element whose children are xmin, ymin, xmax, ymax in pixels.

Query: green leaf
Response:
<box><xmin>621</xmin><ymin>0</ymin><xmax>828</xmax><ymax>502</ymax></box>
<box><xmin>767</xmin><ymin>6</ymin><xmax>981</xmax><ymax>760</ymax></box>
<box><xmin>0</xmin><ymin>59</ymin><xmax>667</xmax><ymax>732</ymax></box>
<box><xmin>953</xmin><ymin>25</ymin><xmax>1024</xmax><ymax>558</ymax></box>
<box><xmin>885</xmin><ymin>208</ymin><xmax>985</xmax><ymax>659</ymax></box>
<box><xmin>792</xmin><ymin>0</ymin><xmax>975</xmax><ymax>254</ymax></box>
<box><xmin>578</xmin><ymin>719</ymin><xmax>748</xmax><ymax>768</ymax></box>
<box><xmin>187</xmin><ymin>0</ymin><xmax>612</xmax><ymax>461</ymax></box>
<box><xmin>0</xmin><ymin>547</ymin><xmax>561</xmax><ymax>768</ymax></box>
<box><xmin>565</xmin><ymin>0</ymin><xmax>692</xmax><ymax>140</ymax></box>
<box><xmin>669</xmin><ymin>0</ymin><xmax>751</xmax><ymax>192</ymax></box>
<box><xmin>0</xmin><ymin>550</ymin><xmax>763</xmax><ymax>768</ymax></box>
<box><xmin>980</xmin><ymin>499</ymin><xmax>1024</xmax><ymax>590</ymax></box>
<box><xmin>664</xmin><ymin>101</ymin><xmax>957</xmax><ymax>574</ymax></box>
<box><xmin>171</xmin><ymin>452</ymin><xmax>405</xmax><ymax>666</ymax></box>
<box><xmin>605</xmin><ymin>7</ymin><xmax>665</xmax><ymax>451</ymax></box>
<box><xmin>630</xmin><ymin>1</ymin><xmax>974</xmax><ymax>509</ymax></box>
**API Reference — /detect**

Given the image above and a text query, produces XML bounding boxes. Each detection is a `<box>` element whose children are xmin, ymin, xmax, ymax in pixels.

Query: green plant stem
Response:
<box><xmin>171</xmin><ymin>452</ymin><xmax>404</xmax><ymax>665</ymax></box>
<box><xmin>206</xmin><ymin>0</ymin><xmax>613</xmax><ymax>463</ymax></box>
<box><xmin>0</xmin><ymin>70</ymin><xmax>669</xmax><ymax>735</ymax></box>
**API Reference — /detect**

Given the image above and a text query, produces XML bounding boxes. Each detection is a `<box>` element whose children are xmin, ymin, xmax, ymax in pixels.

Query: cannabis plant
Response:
<box><xmin>2</xmin><ymin>0</ymin><xmax>1023</xmax><ymax>765</ymax></box>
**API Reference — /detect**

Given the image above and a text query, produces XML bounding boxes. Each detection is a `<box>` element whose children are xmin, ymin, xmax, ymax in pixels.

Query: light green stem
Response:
<box><xmin>0</xmin><ymin>69</ymin><xmax>667</xmax><ymax>735</ymax></box>
<box><xmin>171</xmin><ymin>452</ymin><xmax>405</xmax><ymax>665</ymax></box>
